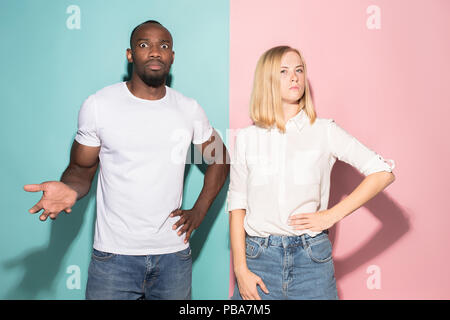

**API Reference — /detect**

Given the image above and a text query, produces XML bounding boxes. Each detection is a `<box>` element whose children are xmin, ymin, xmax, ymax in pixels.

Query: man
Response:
<box><xmin>24</xmin><ymin>20</ymin><xmax>230</xmax><ymax>300</ymax></box>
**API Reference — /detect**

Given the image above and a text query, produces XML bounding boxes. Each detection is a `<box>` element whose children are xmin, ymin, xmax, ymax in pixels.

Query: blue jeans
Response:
<box><xmin>231</xmin><ymin>232</ymin><xmax>338</xmax><ymax>300</ymax></box>
<box><xmin>85</xmin><ymin>246</ymin><xmax>192</xmax><ymax>300</ymax></box>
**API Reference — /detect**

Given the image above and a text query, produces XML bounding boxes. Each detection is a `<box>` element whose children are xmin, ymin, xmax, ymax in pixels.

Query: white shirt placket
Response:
<box><xmin>277</xmin><ymin>128</ymin><xmax>288</xmax><ymax>212</ymax></box>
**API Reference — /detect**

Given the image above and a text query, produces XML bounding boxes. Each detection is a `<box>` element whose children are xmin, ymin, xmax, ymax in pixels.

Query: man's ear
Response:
<box><xmin>171</xmin><ymin>51</ymin><xmax>175</xmax><ymax>64</ymax></box>
<box><xmin>126</xmin><ymin>48</ymin><xmax>133</xmax><ymax>63</ymax></box>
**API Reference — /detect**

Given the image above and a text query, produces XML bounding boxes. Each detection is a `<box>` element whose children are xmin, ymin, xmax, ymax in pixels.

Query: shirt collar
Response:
<box><xmin>286</xmin><ymin>108</ymin><xmax>308</xmax><ymax>133</ymax></box>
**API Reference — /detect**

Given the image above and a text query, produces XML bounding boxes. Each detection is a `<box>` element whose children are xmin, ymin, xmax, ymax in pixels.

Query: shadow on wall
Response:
<box><xmin>4</xmin><ymin>63</ymin><xmax>222</xmax><ymax>299</ymax></box>
<box><xmin>2</xmin><ymin>63</ymin><xmax>188</xmax><ymax>299</ymax></box>
<box><xmin>327</xmin><ymin>160</ymin><xmax>410</xmax><ymax>299</ymax></box>
<box><xmin>227</xmin><ymin>160</ymin><xmax>409</xmax><ymax>299</ymax></box>
<box><xmin>227</xmin><ymin>79</ymin><xmax>410</xmax><ymax>299</ymax></box>
<box><xmin>306</xmin><ymin>81</ymin><xmax>410</xmax><ymax>299</ymax></box>
<box><xmin>183</xmin><ymin>144</ymin><xmax>229</xmax><ymax>264</ymax></box>
<box><xmin>3</xmin><ymin>174</ymin><xmax>97</xmax><ymax>299</ymax></box>
<box><xmin>3</xmin><ymin>142</ymin><xmax>226</xmax><ymax>299</ymax></box>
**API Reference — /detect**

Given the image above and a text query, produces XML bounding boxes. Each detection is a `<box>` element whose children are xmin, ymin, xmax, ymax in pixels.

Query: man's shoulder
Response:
<box><xmin>91</xmin><ymin>82</ymin><xmax>125</xmax><ymax>99</ymax></box>
<box><xmin>166</xmin><ymin>86</ymin><xmax>198</xmax><ymax>106</ymax></box>
<box><xmin>81</xmin><ymin>83</ymin><xmax>124</xmax><ymax>106</ymax></box>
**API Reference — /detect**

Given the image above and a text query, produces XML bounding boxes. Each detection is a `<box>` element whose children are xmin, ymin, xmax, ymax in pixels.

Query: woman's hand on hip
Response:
<box><xmin>235</xmin><ymin>268</ymin><xmax>269</xmax><ymax>300</ymax></box>
<box><xmin>288</xmin><ymin>209</ymin><xmax>339</xmax><ymax>232</ymax></box>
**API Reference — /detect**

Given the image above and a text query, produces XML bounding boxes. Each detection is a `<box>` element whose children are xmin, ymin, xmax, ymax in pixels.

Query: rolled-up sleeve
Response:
<box><xmin>327</xmin><ymin>119</ymin><xmax>395</xmax><ymax>176</ymax></box>
<box><xmin>226</xmin><ymin>130</ymin><xmax>248</xmax><ymax>212</ymax></box>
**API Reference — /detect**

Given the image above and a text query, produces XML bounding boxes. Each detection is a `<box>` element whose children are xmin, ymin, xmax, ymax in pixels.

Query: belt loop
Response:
<box><xmin>300</xmin><ymin>234</ymin><xmax>308</xmax><ymax>249</ymax></box>
<box><xmin>264</xmin><ymin>236</ymin><xmax>269</xmax><ymax>248</ymax></box>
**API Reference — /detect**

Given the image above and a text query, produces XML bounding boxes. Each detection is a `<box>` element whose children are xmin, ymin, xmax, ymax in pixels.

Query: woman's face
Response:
<box><xmin>279</xmin><ymin>51</ymin><xmax>305</xmax><ymax>105</ymax></box>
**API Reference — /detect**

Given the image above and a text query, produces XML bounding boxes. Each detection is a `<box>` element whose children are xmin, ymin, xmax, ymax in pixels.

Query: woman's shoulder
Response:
<box><xmin>307</xmin><ymin>117</ymin><xmax>339</xmax><ymax>135</ymax></box>
<box><xmin>235</xmin><ymin>124</ymin><xmax>275</xmax><ymax>139</ymax></box>
<box><xmin>232</xmin><ymin>125</ymin><xmax>269</xmax><ymax>148</ymax></box>
<box><xmin>234</xmin><ymin>124</ymin><xmax>259</xmax><ymax>136</ymax></box>
<box><xmin>311</xmin><ymin>117</ymin><xmax>335</xmax><ymax>127</ymax></box>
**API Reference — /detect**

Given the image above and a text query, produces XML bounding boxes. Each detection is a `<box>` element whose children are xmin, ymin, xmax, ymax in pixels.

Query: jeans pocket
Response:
<box><xmin>175</xmin><ymin>246</ymin><xmax>192</xmax><ymax>260</ymax></box>
<box><xmin>92</xmin><ymin>249</ymin><xmax>116</xmax><ymax>262</ymax></box>
<box><xmin>306</xmin><ymin>238</ymin><xmax>333</xmax><ymax>263</ymax></box>
<box><xmin>245</xmin><ymin>238</ymin><xmax>262</xmax><ymax>259</ymax></box>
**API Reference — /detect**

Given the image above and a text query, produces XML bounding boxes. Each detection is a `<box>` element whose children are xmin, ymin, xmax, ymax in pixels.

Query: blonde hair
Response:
<box><xmin>249</xmin><ymin>46</ymin><xmax>316</xmax><ymax>132</ymax></box>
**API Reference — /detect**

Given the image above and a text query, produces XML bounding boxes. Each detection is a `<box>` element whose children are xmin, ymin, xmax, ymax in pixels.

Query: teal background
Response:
<box><xmin>0</xmin><ymin>0</ymin><xmax>230</xmax><ymax>299</ymax></box>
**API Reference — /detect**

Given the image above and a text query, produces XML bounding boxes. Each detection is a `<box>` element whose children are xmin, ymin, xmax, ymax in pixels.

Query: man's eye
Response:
<box><xmin>139</xmin><ymin>43</ymin><xmax>148</xmax><ymax>48</ymax></box>
<box><xmin>161</xmin><ymin>44</ymin><xmax>169</xmax><ymax>49</ymax></box>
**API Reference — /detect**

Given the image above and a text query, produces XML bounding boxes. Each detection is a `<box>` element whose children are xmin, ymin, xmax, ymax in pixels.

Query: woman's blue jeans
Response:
<box><xmin>231</xmin><ymin>232</ymin><xmax>338</xmax><ymax>300</ymax></box>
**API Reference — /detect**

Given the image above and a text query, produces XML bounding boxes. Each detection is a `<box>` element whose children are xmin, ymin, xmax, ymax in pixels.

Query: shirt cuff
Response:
<box><xmin>226</xmin><ymin>190</ymin><xmax>248</xmax><ymax>213</ymax></box>
<box><xmin>75</xmin><ymin>133</ymin><xmax>101</xmax><ymax>147</ymax></box>
<box><xmin>361</xmin><ymin>154</ymin><xmax>395</xmax><ymax>176</ymax></box>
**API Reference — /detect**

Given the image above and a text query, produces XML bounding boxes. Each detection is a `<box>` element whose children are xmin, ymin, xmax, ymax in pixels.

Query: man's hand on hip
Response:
<box><xmin>170</xmin><ymin>208</ymin><xmax>207</xmax><ymax>243</ymax></box>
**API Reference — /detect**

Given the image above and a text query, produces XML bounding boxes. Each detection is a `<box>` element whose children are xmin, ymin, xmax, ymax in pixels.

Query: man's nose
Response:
<box><xmin>149</xmin><ymin>45</ymin><xmax>161</xmax><ymax>58</ymax></box>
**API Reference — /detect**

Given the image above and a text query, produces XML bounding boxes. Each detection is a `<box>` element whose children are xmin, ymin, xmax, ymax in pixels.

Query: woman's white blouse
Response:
<box><xmin>227</xmin><ymin>109</ymin><xmax>395</xmax><ymax>238</ymax></box>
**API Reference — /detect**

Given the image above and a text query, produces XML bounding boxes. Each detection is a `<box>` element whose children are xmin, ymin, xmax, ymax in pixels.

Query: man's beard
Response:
<box><xmin>140</xmin><ymin>70</ymin><xmax>168</xmax><ymax>87</ymax></box>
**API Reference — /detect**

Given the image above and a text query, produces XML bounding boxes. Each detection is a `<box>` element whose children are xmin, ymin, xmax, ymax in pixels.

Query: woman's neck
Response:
<box><xmin>282</xmin><ymin>102</ymin><xmax>300</xmax><ymax>122</ymax></box>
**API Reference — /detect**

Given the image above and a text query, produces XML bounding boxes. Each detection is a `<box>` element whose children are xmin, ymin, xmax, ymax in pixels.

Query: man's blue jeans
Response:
<box><xmin>85</xmin><ymin>246</ymin><xmax>192</xmax><ymax>300</ymax></box>
<box><xmin>231</xmin><ymin>232</ymin><xmax>338</xmax><ymax>300</ymax></box>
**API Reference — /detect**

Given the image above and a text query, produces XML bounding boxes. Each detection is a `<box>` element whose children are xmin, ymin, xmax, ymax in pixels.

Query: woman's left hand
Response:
<box><xmin>288</xmin><ymin>210</ymin><xmax>339</xmax><ymax>232</ymax></box>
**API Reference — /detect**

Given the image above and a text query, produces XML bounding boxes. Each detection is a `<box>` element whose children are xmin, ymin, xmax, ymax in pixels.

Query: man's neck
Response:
<box><xmin>126</xmin><ymin>77</ymin><xmax>166</xmax><ymax>101</ymax></box>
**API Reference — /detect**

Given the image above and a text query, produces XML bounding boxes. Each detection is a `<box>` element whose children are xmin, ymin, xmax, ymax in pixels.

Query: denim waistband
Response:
<box><xmin>246</xmin><ymin>232</ymin><xmax>329</xmax><ymax>249</ymax></box>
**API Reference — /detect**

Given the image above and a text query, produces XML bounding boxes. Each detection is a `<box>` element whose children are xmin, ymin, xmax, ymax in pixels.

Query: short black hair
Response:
<box><xmin>129</xmin><ymin>20</ymin><xmax>163</xmax><ymax>48</ymax></box>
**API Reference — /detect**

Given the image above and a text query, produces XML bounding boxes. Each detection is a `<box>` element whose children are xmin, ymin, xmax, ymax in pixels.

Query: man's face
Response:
<box><xmin>127</xmin><ymin>23</ymin><xmax>174</xmax><ymax>87</ymax></box>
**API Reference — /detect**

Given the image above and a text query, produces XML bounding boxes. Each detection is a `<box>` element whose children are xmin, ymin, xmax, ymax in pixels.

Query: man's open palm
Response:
<box><xmin>24</xmin><ymin>181</ymin><xmax>78</xmax><ymax>221</ymax></box>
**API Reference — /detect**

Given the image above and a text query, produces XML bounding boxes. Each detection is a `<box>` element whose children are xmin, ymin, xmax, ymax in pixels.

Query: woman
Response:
<box><xmin>227</xmin><ymin>46</ymin><xmax>396</xmax><ymax>300</ymax></box>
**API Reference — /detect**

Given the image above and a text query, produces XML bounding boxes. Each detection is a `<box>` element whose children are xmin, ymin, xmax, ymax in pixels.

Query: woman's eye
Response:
<box><xmin>296</xmin><ymin>69</ymin><xmax>303</xmax><ymax>73</ymax></box>
<box><xmin>281</xmin><ymin>70</ymin><xmax>287</xmax><ymax>74</ymax></box>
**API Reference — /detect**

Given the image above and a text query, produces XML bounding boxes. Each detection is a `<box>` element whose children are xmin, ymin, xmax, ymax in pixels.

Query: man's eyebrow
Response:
<box><xmin>136</xmin><ymin>38</ymin><xmax>171</xmax><ymax>43</ymax></box>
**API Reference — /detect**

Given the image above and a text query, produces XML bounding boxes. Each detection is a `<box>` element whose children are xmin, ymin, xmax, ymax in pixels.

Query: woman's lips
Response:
<box><xmin>290</xmin><ymin>86</ymin><xmax>299</xmax><ymax>90</ymax></box>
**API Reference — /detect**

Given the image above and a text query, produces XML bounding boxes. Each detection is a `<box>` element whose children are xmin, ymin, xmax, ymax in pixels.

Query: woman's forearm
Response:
<box><xmin>229</xmin><ymin>209</ymin><xmax>248</xmax><ymax>275</ymax></box>
<box><xmin>329</xmin><ymin>171</ymin><xmax>395</xmax><ymax>223</ymax></box>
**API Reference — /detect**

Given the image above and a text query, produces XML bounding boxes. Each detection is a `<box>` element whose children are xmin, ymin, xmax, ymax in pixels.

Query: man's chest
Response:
<box><xmin>97</xmin><ymin>107</ymin><xmax>194</xmax><ymax>158</ymax></box>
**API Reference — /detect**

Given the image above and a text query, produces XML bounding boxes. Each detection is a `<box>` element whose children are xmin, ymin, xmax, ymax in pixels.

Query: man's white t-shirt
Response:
<box><xmin>75</xmin><ymin>82</ymin><xmax>213</xmax><ymax>255</ymax></box>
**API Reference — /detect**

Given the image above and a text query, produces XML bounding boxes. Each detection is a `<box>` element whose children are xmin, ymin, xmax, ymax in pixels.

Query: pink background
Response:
<box><xmin>229</xmin><ymin>0</ymin><xmax>450</xmax><ymax>299</ymax></box>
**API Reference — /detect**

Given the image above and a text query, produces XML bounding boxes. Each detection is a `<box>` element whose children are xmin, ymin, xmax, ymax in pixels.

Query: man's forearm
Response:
<box><xmin>192</xmin><ymin>162</ymin><xmax>230</xmax><ymax>214</ymax></box>
<box><xmin>60</xmin><ymin>162</ymin><xmax>98</xmax><ymax>200</ymax></box>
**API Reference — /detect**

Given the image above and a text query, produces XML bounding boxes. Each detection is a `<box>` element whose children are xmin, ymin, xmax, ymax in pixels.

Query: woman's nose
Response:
<box><xmin>290</xmin><ymin>71</ymin><xmax>298</xmax><ymax>82</ymax></box>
